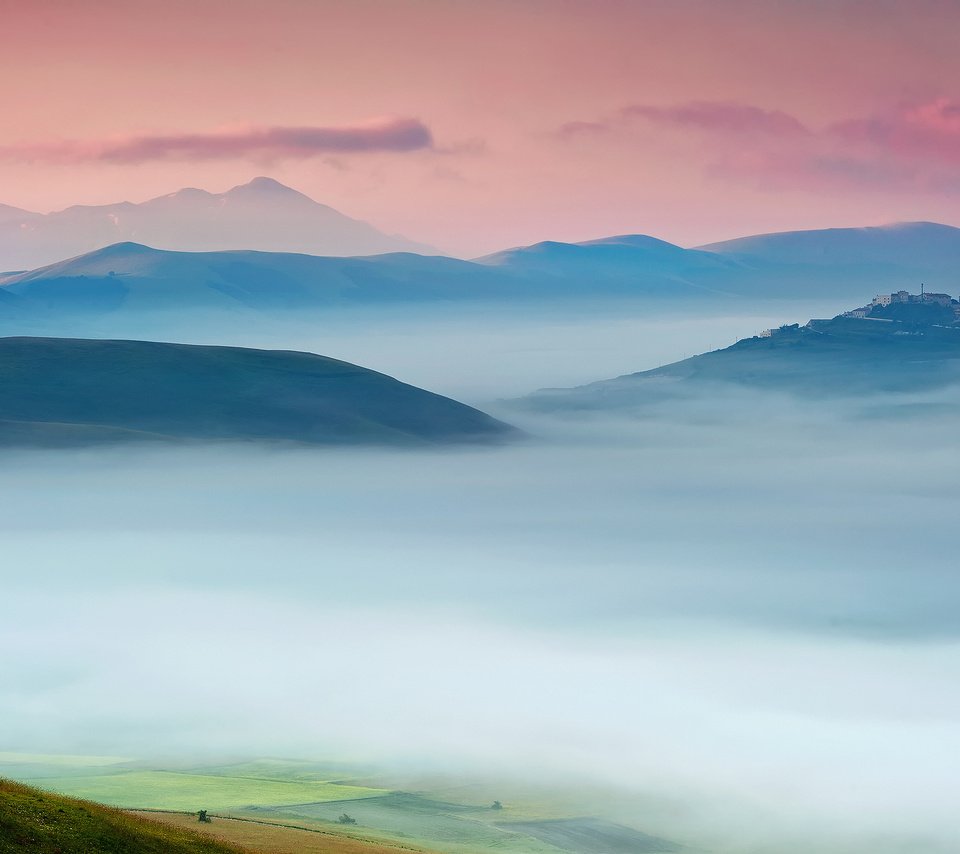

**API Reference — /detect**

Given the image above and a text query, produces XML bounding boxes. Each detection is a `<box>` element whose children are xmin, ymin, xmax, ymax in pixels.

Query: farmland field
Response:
<box><xmin>254</xmin><ymin>793</ymin><xmax>566</xmax><ymax>852</ymax></box>
<box><xmin>4</xmin><ymin>753</ymin><xmax>689</xmax><ymax>854</ymax></box>
<box><xmin>22</xmin><ymin>769</ymin><xmax>385</xmax><ymax>811</ymax></box>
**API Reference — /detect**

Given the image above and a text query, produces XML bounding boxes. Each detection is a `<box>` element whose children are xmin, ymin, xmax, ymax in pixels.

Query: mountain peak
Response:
<box><xmin>90</xmin><ymin>241</ymin><xmax>157</xmax><ymax>256</ymax></box>
<box><xmin>227</xmin><ymin>176</ymin><xmax>305</xmax><ymax>197</ymax></box>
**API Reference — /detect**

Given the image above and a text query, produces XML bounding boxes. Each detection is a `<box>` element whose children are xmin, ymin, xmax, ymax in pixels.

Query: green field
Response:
<box><xmin>26</xmin><ymin>770</ymin><xmax>385</xmax><ymax>811</ymax></box>
<box><xmin>253</xmin><ymin>793</ymin><xmax>565</xmax><ymax>853</ymax></box>
<box><xmin>6</xmin><ymin>754</ymin><xmax>687</xmax><ymax>854</ymax></box>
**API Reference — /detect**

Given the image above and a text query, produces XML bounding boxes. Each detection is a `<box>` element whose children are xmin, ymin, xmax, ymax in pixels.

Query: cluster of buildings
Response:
<box><xmin>842</xmin><ymin>288</ymin><xmax>959</xmax><ymax>320</ymax></box>
<box><xmin>758</xmin><ymin>288</ymin><xmax>960</xmax><ymax>337</ymax></box>
<box><xmin>871</xmin><ymin>289</ymin><xmax>953</xmax><ymax>308</ymax></box>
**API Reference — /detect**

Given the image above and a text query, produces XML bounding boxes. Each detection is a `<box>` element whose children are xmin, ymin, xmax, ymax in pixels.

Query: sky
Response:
<box><xmin>3</xmin><ymin>0</ymin><xmax>960</xmax><ymax>255</ymax></box>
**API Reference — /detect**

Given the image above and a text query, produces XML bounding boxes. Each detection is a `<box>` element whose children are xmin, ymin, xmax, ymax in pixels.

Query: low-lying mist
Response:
<box><xmin>3</xmin><ymin>392</ymin><xmax>959</xmax><ymax>853</ymax></box>
<box><xmin>0</xmin><ymin>295</ymin><xmax>853</xmax><ymax>403</ymax></box>
<box><xmin>2</xmin><ymin>300</ymin><xmax>956</xmax><ymax>853</ymax></box>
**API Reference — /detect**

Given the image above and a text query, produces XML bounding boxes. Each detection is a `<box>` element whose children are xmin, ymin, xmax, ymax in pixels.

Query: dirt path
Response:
<box><xmin>128</xmin><ymin>810</ymin><xmax>435</xmax><ymax>854</ymax></box>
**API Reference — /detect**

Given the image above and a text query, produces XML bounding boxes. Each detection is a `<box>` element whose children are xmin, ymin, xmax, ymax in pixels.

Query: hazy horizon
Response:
<box><xmin>3</xmin><ymin>4</ymin><xmax>959</xmax><ymax>853</ymax></box>
<box><xmin>5</xmin><ymin>1</ymin><xmax>960</xmax><ymax>256</ymax></box>
<box><xmin>4</xmin><ymin>300</ymin><xmax>960</xmax><ymax>852</ymax></box>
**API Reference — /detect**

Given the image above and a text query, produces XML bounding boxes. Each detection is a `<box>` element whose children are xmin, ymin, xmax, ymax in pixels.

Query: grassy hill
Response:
<box><xmin>0</xmin><ymin>337</ymin><xmax>515</xmax><ymax>447</ymax></box>
<box><xmin>4</xmin><ymin>754</ymin><xmax>689</xmax><ymax>854</ymax></box>
<box><xmin>0</xmin><ymin>778</ymin><xmax>436</xmax><ymax>854</ymax></box>
<box><xmin>518</xmin><ymin>312</ymin><xmax>960</xmax><ymax>412</ymax></box>
<box><xmin>0</xmin><ymin>778</ymin><xmax>247</xmax><ymax>854</ymax></box>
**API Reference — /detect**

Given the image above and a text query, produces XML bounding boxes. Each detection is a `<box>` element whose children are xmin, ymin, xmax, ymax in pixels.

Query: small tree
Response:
<box><xmin>197</xmin><ymin>809</ymin><xmax>211</xmax><ymax>823</ymax></box>
<box><xmin>491</xmin><ymin>800</ymin><xmax>503</xmax><ymax>810</ymax></box>
<box><xmin>338</xmin><ymin>813</ymin><xmax>357</xmax><ymax>825</ymax></box>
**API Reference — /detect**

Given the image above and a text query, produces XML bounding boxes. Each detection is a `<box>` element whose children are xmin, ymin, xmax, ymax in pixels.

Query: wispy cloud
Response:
<box><xmin>623</xmin><ymin>101</ymin><xmax>808</xmax><ymax>136</ymax></box>
<box><xmin>557</xmin><ymin>101</ymin><xmax>807</xmax><ymax>140</ymax></box>
<box><xmin>829</xmin><ymin>98</ymin><xmax>960</xmax><ymax>165</ymax></box>
<box><xmin>558</xmin><ymin>98</ymin><xmax>960</xmax><ymax>194</ymax></box>
<box><xmin>0</xmin><ymin>118</ymin><xmax>434</xmax><ymax>164</ymax></box>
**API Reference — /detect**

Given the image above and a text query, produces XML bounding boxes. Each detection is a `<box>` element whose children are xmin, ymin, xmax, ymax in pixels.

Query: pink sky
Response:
<box><xmin>2</xmin><ymin>0</ymin><xmax>960</xmax><ymax>256</ymax></box>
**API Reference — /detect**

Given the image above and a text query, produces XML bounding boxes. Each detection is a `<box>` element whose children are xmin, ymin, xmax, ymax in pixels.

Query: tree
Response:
<box><xmin>197</xmin><ymin>809</ymin><xmax>211</xmax><ymax>823</ymax></box>
<box><xmin>337</xmin><ymin>813</ymin><xmax>357</xmax><ymax>825</ymax></box>
<box><xmin>491</xmin><ymin>801</ymin><xmax>503</xmax><ymax>810</ymax></box>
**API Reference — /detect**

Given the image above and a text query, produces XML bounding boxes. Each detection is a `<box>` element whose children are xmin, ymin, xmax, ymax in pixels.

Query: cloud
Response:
<box><xmin>830</xmin><ymin>98</ymin><xmax>960</xmax><ymax>165</ymax></box>
<box><xmin>623</xmin><ymin>101</ymin><xmax>809</xmax><ymax>136</ymax></box>
<box><xmin>557</xmin><ymin>97</ymin><xmax>960</xmax><ymax>195</ymax></box>
<box><xmin>0</xmin><ymin>118</ymin><xmax>434</xmax><ymax>164</ymax></box>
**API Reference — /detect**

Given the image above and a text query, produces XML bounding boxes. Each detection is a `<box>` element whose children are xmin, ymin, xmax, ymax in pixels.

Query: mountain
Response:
<box><xmin>516</xmin><ymin>293</ymin><xmax>960</xmax><ymax>412</ymax></box>
<box><xmin>0</xmin><ymin>242</ymin><xmax>520</xmax><ymax>319</ymax></box>
<box><xmin>477</xmin><ymin>234</ymin><xmax>747</xmax><ymax>297</ymax></box>
<box><xmin>0</xmin><ymin>177</ymin><xmax>435</xmax><ymax>269</ymax></box>
<box><xmin>479</xmin><ymin>225</ymin><xmax>960</xmax><ymax>298</ymax></box>
<box><xmin>699</xmin><ymin>222</ymin><xmax>960</xmax><ymax>289</ymax></box>
<box><xmin>0</xmin><ymin>337</ymin><xmax>515</xmax><ymax>447</ymax></box>
<box><xmin>0</xmin><ymin>778</ymin><xmax>245</xmax><ymax>854</ymax></box>
<box><xmin>5</xmin><ymin>221</ymin><xmax>960</xmax><ymax>324</ymax></box>
<box><xmin>0</xmin><ymin>231</ymin><xmax>843</xmax><ymax>324</ymax></box>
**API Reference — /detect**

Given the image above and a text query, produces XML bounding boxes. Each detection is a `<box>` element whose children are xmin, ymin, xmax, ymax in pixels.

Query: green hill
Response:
<box><xmin>0</xmin><ymin>337</ymin><xmax>515</xmax><ymax>447</ymax></box>
<box><xmin>0</xmin><ymin>778</ymin><xmax>245</xmax><ymax>854</ymax></box>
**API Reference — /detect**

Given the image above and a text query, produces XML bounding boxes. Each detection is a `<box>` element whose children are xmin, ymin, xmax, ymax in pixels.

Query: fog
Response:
<box><xmin>2</xmin><ymin>299</ymin><xmax>958</xmax><ymax>853</ymax></box>
<box><xmin>1</xmin><ymin>295</ymin><xmax>852</xmax><ymax>403</ymax></box>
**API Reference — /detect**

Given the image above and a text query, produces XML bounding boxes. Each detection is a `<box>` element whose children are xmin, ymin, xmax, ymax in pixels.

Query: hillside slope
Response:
<box><xmin>0</xmin><ymin>337</ymin><xmax>514</xmax><ymax>447</ymax></box>
<box><xmin>517</xmin><ymin>308</ymin><xmax>960</xmax><ymax>412</ymax></box>
<box><xmin>0</xmin><ymin>779</ymin><xmax>246</xmax><ymax>854</ymax></box>
<box><xmin>0</xmin><ymin>242</ymin><xmax>513</xmax><ymax>316</ymax></box>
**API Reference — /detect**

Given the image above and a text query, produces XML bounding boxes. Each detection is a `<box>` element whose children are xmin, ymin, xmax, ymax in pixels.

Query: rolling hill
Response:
<box><xmin>516</xmin><ymin>298</ymin><xmax>960</xmax><ymax>412</ymax></box>
<box><xmin>0</xmin><ymin>337</ymin><xmax>515</xmax><ymax>447</ymax></box>
<box><xmin>0</xmin><ymin>242</ymin><xmax>515</xmax><ymax>317</ymax></box>
<box><xmin>0</xmin><ymin>778</ymin><xmax>432</xmax><ymax>854</ymax></box>
<box><xmin>699</xmin><ymin>221</ymin><xmax>960</xmax><ymax>267</ymax></box>
<box><xmin>0</xmin><ymin>177</ymin><xmax>434</xmax><ymax>270</ymax></box>
<box><xmin>477</xmin><ymin>234</ymin><xmax>746</xmax><ymax>297</ymax></box>
<box><xmin>3</xmin><ymin>221</ymin><xmax>960</xmax><ymax>324</ymax></box>
<box><xmin>699</xmin><ymin>221</ymin><xmax>960</xmax><ymax>291</ymax></box>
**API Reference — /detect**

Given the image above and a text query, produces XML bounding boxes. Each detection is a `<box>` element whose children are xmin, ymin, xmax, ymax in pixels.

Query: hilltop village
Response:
<box><xmin>843</xmin><ymin>289</ymin><xmax>960</xmax><ymax>321</ymax></box>
<box><xmin>760</xmin><ymin>289</ymin><xmax>960</xmax><ymax>338</ymax></box>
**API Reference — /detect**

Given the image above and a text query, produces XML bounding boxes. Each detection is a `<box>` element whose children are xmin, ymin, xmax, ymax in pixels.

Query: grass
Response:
<box><xmin>30</xmin><ymin>770</ymin><xmax>385</xmax><ymax>811</ymax></box>
<box><xmin>133</xmin><ymin>811</ymin><xmax>436</xmax><ymax>854</ymax></box>
<box><xmin>0</xmin><ymin>778</ymin><xmax>248</xmax><ymax>854</ymax></box>
<box><xmin>244</xmin><ymin>794</ymin><xmax>571</xmax><ymax>854</ymax></box>
<box><xmin>8</xmin><ymin>755</ymin><xmax>683</xmax><ymax>854</ymax></box>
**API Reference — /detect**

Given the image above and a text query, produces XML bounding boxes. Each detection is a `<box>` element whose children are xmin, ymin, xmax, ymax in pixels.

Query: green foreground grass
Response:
<box><xmin>0</xmin><ymin>778</ymin><xmax>247</xmax><ymax>854</ymax></box>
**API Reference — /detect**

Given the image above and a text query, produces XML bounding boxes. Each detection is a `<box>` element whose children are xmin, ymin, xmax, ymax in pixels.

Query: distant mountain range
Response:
<box><xmin>0</xmin><ymin>177</ymin><xmax>434</xmax><ymax>270</ymax></box>
<box><xmin>699</xmin><ymin>221</ymin><xmax>960</xmax><ymax>273</ymax></box>
<box><xmin>516</xmin><ymin>294</ymin><xmax>960</xmax><ymax>411</ymax></box>
<box><xmin>0</xmin><ymin>337</ymin><xmax>514</xmax><ymax>447</ymax></box>
<box><xmin>3</xmin><ymin>214</ymin><xmax>960</xmax><ymax>320</ymax></box>
<box><xmin>0</xmin><ymin>242</ymin><xmax>516</xmax><ymax>317</ymax></box>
